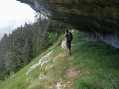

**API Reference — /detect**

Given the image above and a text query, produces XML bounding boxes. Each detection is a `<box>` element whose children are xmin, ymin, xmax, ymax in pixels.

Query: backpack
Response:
<box><xmin>68</xmin><ymin>32</ymin><xmax>73</xmax><ymax>42</ymax></box>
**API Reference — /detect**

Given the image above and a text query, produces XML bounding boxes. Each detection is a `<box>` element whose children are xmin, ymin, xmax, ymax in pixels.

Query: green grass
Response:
<box><xmin>0</xmin><ymin>29</ymin><xmax>119</xmax><ymax>89</ymax></box>
<box><xmin>72</xmin><ymin>30</ymin><xmax>119</xmax><ymax>89</ymax></box>
<box><xmin>0</xmin><ymin>34</ymin><xmax>69</xmax><ymax>89</ymax></box>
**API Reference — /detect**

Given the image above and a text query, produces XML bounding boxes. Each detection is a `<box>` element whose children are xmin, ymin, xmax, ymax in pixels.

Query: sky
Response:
<box><xmin>0</xmin><ymin>0</ymin><xmax>36</xmax><ymax>39</ymax></box>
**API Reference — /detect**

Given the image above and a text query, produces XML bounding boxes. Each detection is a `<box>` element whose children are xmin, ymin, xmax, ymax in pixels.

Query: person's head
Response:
<box><xmin>65</xmin><ymin>30</ymin><xmax>69</xmax><ymax>33</ymax></box>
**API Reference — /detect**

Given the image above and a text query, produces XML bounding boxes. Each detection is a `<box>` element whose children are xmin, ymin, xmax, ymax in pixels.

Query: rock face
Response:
<box><xmin>26</xmin><ymin>51</ymin><xmax>54</xmax><ymax>74</ymax></box>
<box><xmin>61</xmin><ymin>39</ymin><xmax>67</xmax><ymax>49</ymax></box>
<box><xmin>17</xmin><ymin>0</ymin><xmax>119</xmax><ymax>48</ymax></box>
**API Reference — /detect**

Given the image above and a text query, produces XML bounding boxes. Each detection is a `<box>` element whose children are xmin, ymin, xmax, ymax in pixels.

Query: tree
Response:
<box><xmin>22</xmin><ymin>39</ymin><xmax>32</xmax><ymax>66</ymax></box>
<box><xmin>0</xmin><ymin>18</ymin><xmax>68</xmax><ymax>80</ymax></box>
<box><xmin>4</xmin><ymin>51</ymin><xmax>15</xmax><ymax>74</ymax></box>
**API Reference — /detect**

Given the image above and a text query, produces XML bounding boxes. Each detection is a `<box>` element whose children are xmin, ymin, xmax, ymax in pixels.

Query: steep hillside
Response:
<box><xmin>0</xmin><ymin>30</ymin><xmax>119</xmax><ymax>89</ymax></box>
<box><xmin>0</xmin><ymin>19</ymin><xmax>67</xmax><ymax>78</ymax></box>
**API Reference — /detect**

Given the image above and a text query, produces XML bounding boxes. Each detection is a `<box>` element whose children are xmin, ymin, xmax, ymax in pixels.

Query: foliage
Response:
<box><xmin>0</xmin><ymin>19</ymin><xmax>68</xmax><ymax>80</ymax></box>
<box><xmin>0</xmin><ymin>30</ymin><xmax>119</xmax><ymax>89</ymax></box>
<box><xmin>4</xmin><ymin>51</ymin><xmax>15</xmax><ymax>73</ymax></box>
<box><xmin>22</xmin><ymin>39</ymin><xmax>32</xmax><ymax>66</ymax></box>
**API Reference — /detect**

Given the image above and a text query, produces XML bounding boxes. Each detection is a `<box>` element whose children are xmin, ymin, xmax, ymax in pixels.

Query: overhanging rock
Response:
<box><xmin>17</xmin><ymin>0</ymin><xmax>119</xmax><ymax>48</ymax></box>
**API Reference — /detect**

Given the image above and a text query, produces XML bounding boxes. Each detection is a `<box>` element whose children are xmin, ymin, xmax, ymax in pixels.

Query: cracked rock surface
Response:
<box><xmin>18</xmin><ymin>0</ymin><xmax>119</xmax><ymax>48</ymax></box>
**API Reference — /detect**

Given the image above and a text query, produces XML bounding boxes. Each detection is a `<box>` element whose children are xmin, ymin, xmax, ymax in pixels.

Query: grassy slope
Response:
<box><xmin>0</xmin><ymin>30</ymin><xmax>119</xmax><ymax>89</ymax></box>
<box><xmin>72</xmin><ymin>30</ymin><xmax>119</xmax><ymax>89</ymax></box>
<box><xmin>0</xmin><ymin>34</ymin><xmax>69</xmax><ymax>89</ymax></box>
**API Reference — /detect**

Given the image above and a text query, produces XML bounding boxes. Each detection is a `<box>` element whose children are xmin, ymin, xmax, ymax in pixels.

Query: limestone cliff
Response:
<box><xmin>17</xmin><ymin>0</ymin><xmax>119</xmax><ymax>48</ymax></box>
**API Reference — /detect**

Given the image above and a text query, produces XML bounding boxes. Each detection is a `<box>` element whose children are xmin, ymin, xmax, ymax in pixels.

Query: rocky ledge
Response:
<box><xmin>17</xmin><ymin>0</ymin><xmax>119</xmax><ymax>48</ymax></box>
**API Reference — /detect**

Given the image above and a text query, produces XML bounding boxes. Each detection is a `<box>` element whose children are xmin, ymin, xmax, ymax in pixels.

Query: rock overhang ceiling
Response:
<box><xmin>17</xmin><ymin>0</ymin><xmax>119</xmax><ymax>48</ymax></box>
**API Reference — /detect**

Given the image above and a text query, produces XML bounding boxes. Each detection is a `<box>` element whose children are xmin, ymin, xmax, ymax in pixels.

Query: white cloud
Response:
<box><xmin>0</xmin><ymin>0</ymin><xmax>35</xmax><ymax>22</ymax></box>
<box><xmin>0</xmin><ymin>0</ymin><xmax>36</xmax><ymax>39</ymax></box>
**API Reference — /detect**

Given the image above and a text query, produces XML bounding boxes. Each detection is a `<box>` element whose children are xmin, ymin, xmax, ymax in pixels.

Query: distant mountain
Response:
<box><xmin>0</xmin><ymin>26</ymin><xmax>13</xmax><ymax>40</ymax></box>
<box><xmin>0</xmin><ymin>20</ymin><xmax>33</xmax><ymax>40</ymax></box>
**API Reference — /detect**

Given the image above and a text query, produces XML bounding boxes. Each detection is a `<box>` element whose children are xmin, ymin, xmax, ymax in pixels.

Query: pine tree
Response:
<box><xmin>22</xmin><ymin>39</ymin><xmax>32</xmax><ymax>66</ymax></box>
<box><xmin>4</xmin><ymin>51</ymin><xmax>14</xmax><ymax>73</ymax></box>
<box><xmin>34</xmin><ymin>28</ymin><xmax>43</xmax><ymax>57</ymax></box>
<box><xmin>39</xmin><ymin>29</ymin><xmax>50</xmax><ymax>52</ymax></box>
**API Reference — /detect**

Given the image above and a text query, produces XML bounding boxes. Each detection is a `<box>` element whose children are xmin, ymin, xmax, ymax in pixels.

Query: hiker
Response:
<box><xmin>65</xmin><ymin>30</ymin><xmax>73</xmax><ymax>56</ymax></box>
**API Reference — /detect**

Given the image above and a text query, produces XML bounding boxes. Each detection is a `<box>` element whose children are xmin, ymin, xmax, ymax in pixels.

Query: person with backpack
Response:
<box><xmin>65</xmin><ymin>30</ymin><xmax>73</xmax><ymax>56</ymax></box>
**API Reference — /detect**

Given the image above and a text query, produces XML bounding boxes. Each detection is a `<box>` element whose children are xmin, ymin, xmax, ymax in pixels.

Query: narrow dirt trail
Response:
<box><xmin>63</xmin><ymin>54</ymin><xmax>81</xmax><ymax>89</ymax></box>
<box><xmin>55</xmin><ymin>51</ymin><xmax>79</xmax><ymax>89</ymax></box>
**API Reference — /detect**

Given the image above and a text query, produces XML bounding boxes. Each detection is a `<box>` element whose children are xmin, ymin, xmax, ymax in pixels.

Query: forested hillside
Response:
<box><xmin>0</xmin><ymin>19</ymin><xmax>68</xmax><ymax>80</ymax></box>
<box><xmin>0</xmin><ymin>30</ymin><xmax>119</xmax><ymax>89</ymax></box>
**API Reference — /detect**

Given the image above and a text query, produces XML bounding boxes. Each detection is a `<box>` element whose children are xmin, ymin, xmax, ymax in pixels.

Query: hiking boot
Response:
<box><xmin>67</xmin><ymin>53</ymin><xmax>71</xmax><ymax>57</ymax></box>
